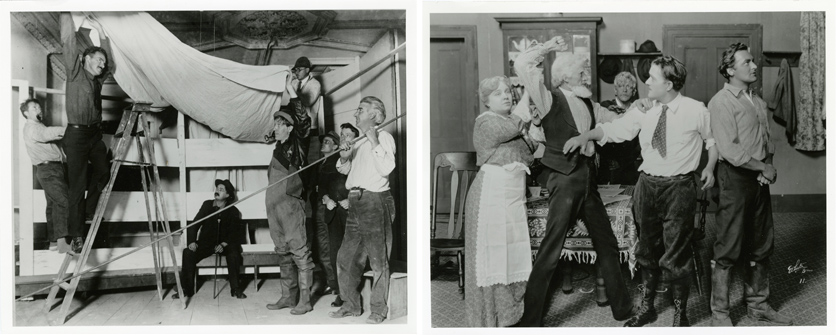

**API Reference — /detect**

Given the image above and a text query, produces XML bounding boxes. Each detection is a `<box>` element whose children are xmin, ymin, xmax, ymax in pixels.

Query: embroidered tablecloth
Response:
<box><xmin>527</xmin><ymin>185</ymin><xmax>637</xmax><ymax>276</ymax></box>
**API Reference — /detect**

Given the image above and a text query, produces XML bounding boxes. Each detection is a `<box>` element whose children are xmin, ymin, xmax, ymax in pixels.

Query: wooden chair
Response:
<box><xmin>430</xmin><ymin>152</ymin><xmax>478</xmax><ymax>297</ymax></box>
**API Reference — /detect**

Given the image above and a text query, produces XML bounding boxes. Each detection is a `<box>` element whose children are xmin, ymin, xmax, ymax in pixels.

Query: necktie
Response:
<box><xmin>651</xmin><ymin>105</ymin><xmax>668</xmax><ymax>158</ymax></box>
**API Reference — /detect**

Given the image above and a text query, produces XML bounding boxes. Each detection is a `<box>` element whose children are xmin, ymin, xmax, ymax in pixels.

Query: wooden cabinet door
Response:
<box><xmin>497</xmin><ymin>17</ymin><xmax>602</xmax><ymax>102</ymax></box>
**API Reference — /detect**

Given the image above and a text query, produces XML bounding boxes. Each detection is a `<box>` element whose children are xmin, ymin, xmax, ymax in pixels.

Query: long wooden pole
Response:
<box><xmin>16</xmin><ymin>113</ymin><xmax>405</xmax><ymax>301</ymax></box>
<box><xmin>323</xmin><ymin>42</ymin><xmax>406</xmax><ymax>97</ymax></box>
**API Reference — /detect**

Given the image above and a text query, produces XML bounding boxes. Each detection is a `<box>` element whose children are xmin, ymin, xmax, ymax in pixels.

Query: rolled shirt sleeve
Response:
<box><xmin>596</xmin><ymin>107</ymin><xmax>643</xmax><ymax>146</ymax></box>
<box><xmin>697</xmin><ymin>107</ymin><xmax>715</xmax><ymax>150</ymax></box>
<box><xmin>513</xmin><ymin>43</ymin><xmax>553</xmax><ymax>120</ymax></box>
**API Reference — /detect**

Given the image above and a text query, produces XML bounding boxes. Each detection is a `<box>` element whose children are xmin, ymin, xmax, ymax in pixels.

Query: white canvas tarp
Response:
<box><xmin>77</xmin><ymin>11</ymin><xmax>289</xmax><ymax>142</ymax></box>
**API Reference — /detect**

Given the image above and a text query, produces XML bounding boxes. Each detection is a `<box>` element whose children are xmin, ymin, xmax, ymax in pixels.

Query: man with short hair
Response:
<box><xmin>512</xmin><ymin>37</ymin><xmax>633</xmax><ymax>326</ymax></box>
<box><xmin>565</xmin><ymin>55</ymin><xmax>718</xmax><ymax>327</ymax></box>
<box><xmin>60</xmin><ymin>12</ymin><xmax>115</xmax><ymax>252</ymax></box>
<box><xmin>598</xmin><ymin>71</ymin><xmax>642</xmax><ymax>185</ymax></box>
<box><xmin>328</xmin><ymin>97</ymin><xmax>396</xmax><ymax>324</ymax></box>
<box><xmin>313</xmin><ymin>130</ymin><xmax>348</xmax><ymax>307</ymax></box>
<box><xmin>174</xmin><ymin>179</ymin><xmax>247</xmax><ymax>300</ymax></box>
<box><xmin>265</xmin><ymin>109</ymin><xmax>316</xmax><ymax>315</ymax></box>
<box><xmin>20</xmin><ymin>99</ymin><xmax>73</xmax><ymax>254</ymax></box>
<box><xmin>707</xmin><ymin>42</ymin><xmax>792</xmax><ymax>327</ymax></box>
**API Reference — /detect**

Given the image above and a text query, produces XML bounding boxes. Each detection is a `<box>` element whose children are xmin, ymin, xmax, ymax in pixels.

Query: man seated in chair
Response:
<box><xmin>174</xmin><ymin>179</ymin><xmax>247</xmax><ymax>299</ymax></box>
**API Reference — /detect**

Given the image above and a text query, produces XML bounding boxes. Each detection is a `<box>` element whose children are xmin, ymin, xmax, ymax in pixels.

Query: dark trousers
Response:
<box><xmin>63</xmin><ymin>126</ymin><xmax>109</xmax><ymax>233</ymax></box>
<box><xmin>519</xmin><ymin>160</ymin><xmax>632</xmax><ymax>326</ymax></box>
<box><xmin>713</xmin><ymin>162</ymin><xmax>774</xmax><ymax>269</ymax></box>
<box><xmin>316</xmin><ymin>203</ymin><xmax>347</xmax><ymax>291</ymax></box>
<box><xmin>338</xmin><ymin>190</ymin><xmax>395</xmax><ymax>317</ymax></box>
<box><xmin>180</xmin><ymin>243</ymin><xmax>244</xmax><ymax>296</ymax></box>
<box><xmin>36</xmin><ymin>162</ymin><xmax>72</xmax><ymax>240</ymax></box>
<box><xmin>632</xmin><ymin>172</ymin><xmax>696</xmax><ymax>281</ymax></box>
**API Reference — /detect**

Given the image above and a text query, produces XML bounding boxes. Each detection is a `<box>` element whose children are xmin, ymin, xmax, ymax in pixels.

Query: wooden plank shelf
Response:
<box><xmin>32</xmin><ymin>190</ymin><xmax>268</xmax><ymax>222</ymax></box>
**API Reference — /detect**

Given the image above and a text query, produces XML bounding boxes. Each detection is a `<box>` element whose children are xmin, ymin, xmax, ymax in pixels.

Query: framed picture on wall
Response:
<box><xmin>498</xmin><ymin>17</ymin><xmax>602</xmax><ymax>102</ymax></box>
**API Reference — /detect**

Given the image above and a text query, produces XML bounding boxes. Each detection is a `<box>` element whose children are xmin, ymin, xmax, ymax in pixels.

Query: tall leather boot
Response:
<box><xmin>671</xmin><ymin>277</ymin><xmax>691</xmax><ymax>327</ymax></box>
<box><xmin>291</xmin><ymin>268</ymin><xmax>314</xmax><ymax>315</ymax></box>
<box><xmin>745</xmin><ymin>261</ymin><xmax>793</xmax><ymax>325</ymax></box>
<box><xmin>267</xmin><ymin>255</ymin><xmax>298</xmax><ymax>310</ymax></box>
<box><xmin>624</xmin><ymin>269</ymin><xmax>659</xmax><ymax>327</ymax></box>
<box><xmin>709</xmin><ymin>263</ymin><xmax>734</xmax><ymax>326</ymax></box>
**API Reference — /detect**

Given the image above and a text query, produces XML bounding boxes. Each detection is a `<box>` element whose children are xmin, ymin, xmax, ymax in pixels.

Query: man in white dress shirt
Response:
<box><xmin>328</xmin><ymin>96</ymin><xmax>397</xmax><ymax>324</ymax></box>
<box><xmin>564</xmin><ymin>56</ymin><xmax>718</xmax><ymax>327</ymax></box>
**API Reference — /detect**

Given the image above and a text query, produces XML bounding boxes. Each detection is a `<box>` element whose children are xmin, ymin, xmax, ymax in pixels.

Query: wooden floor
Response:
<box><xmin>14</xmin><ymin>276</ymin><xmax>407</xmax><ymax>326</ymax></box>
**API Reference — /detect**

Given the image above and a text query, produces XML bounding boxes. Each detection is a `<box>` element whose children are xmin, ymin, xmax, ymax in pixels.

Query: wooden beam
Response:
<box><xmin>184</xmin><ymin>139</ymin><xmax>273</xmax><ymax>167</ymax></box>
<box><xmin>15</xmin><ymin>267</ymin><xmax>182</xmax><ymax>297</ymax></box>
<box><xmin>304</xmin><ymin>39</ymin><xmax>371</xmax><ymax>53</ymax></box>
<box><xmin>30</xmin><ymin>247</ymin><xmax>183</xmax><ymax>276</ymax></box>
<box><xmin>32</xmin><ymin>191</ymin><xmax>268</xmax><ymax>222</ymax></box>
<box><xmin>14</xmin><ymin>80</ymin><xmax>35</xmax><ymax>276</ymax></box>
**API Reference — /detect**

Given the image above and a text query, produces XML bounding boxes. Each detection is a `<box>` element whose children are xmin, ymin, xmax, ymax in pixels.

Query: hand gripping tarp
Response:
<box><xmin>81</xmin><ymin>11</ymin><xmax>289</xmax><ymax>142</ymax></box>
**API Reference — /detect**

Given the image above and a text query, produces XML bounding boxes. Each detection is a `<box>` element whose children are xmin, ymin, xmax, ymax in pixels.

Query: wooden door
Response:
<box><xmin>664</xmin><ymin>24</ymin><xmax>762</xmax><ymax>188</ymax></box>
<box><xmin>665</xmin><ymin>25</ymin><xmax>763</xmax><ymax>104</ymax></box>
<box><xmin>430</xmin><ymin>26</ymin><xmax>478</xmax><ymax>214</ymax></box>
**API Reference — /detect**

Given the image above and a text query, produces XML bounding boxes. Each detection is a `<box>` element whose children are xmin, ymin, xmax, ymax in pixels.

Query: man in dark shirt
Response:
<box><xmin>174</xmin><ymin>179</ymin><xmax>247</xmax><ymax>299</ymax></box>
<box><xmin>313</xmin><ymin>125</ymin><xmax>357</xmax><ymax>308</ymax></box>
<box><xmin>265</xmin><ymin>110</ymin><xmax>316</xmax><ymax>315</ymax></box>
<box><xmin>60</xmin><ymin>13</ymin><xmax>115</xmax><ymax>251</ymax></box>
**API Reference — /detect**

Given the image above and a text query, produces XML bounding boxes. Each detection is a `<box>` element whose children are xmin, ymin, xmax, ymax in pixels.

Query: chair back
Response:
<box><xmin>431</xmin><ymin>152</ymin><xmax>478</xmax><ymax>240</ymax></box>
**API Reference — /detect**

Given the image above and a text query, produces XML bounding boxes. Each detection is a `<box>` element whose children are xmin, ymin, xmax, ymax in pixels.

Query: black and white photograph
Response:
<box><xmin>5</xmin><ymin>2</ymin><xmax>410</xmax><ymax>329</ymax></box>
<box><xmin>429</xmin><ymin>9</ymin><xmax>827</xmax><ymax>328</ymax></box>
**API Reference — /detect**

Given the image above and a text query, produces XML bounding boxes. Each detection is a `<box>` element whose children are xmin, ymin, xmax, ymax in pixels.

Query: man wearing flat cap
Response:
<box><xmin>287</xmin><ymin>56</ymin><xmax>323</xmax><ymax>164</ymax></box>
<box><xmin>174</xmin><ymin>179</ymin><xmax>247</xmax><ymax>300</ymax></box>
<box><xmin>265</xmin><ymin>109</ymin><xmax>316</xmax><ymax>315</ymax></box>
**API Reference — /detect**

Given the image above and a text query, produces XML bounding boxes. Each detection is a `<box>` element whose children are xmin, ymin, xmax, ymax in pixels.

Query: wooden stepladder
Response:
<box><xmin>44</xmin><ymin>102</ymin><xmax>186</xmax><ymax>324</ymax></box>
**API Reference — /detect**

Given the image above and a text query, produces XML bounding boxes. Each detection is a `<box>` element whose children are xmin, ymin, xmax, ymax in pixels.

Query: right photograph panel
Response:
<box><xmin>428</xmin><ymin>11</ymin><xmax>826</xmax><ymax>328</ymax></box>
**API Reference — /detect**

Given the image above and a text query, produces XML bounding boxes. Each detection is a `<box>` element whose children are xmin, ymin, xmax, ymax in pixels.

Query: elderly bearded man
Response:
<box><xmin>512</xmin><ymin>36</ymin><xmax>634</xmax><ymax>327</ymax></box>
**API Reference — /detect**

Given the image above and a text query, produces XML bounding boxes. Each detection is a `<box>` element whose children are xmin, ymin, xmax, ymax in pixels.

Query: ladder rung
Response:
<box><xmin>113</xmin><ymin>159</ymin><xmax>153</xmax><ymax>166</ymax></box>
<box><xmin>58</xmin><ymin>282</ymin><xmax>72</xmax><ymax>290</ymax></box>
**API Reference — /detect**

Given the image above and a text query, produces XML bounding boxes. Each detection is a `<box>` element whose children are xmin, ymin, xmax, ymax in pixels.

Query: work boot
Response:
<box><xmin>624</xmin><ymin>269</ymin><xmax>659</xmax><ymax>327</ymax></box>
<box><xmin>710</xmin><ymin>263</ymin><xmax>734</xmax><ymax>327</ymax></box>
<box><xmin>745</xmin><ymin>261</ymin><xmax>793</xmax><ymax>325</ymax></box>
<box><xmin>267</xmin><ymin>256</ymin><xmax>298</xmax><ymax>310</ymax></box>
<box><xmin>291</xmin><ymin>268</ymin><xmax>314</xmax><ymax>315</ymax></box>
<box><xmin>71</xmin><ymin>236</ymin><xmax>84</xmax><ymax>254</ymax></box>
<box><xmin>671</xmin><ymin>277</ymin><xmax>691</xmax><ymax>327</ymax></box>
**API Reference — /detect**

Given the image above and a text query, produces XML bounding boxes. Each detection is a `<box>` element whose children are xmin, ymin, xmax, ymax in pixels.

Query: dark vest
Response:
<box><xmin>540</xmin><ymin>91</ymin><xmax>595</xmax><ymax>175</ymax></box>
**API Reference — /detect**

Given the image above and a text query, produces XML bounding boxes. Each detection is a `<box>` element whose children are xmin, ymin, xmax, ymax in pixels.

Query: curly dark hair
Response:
<box><xmin>652</xmin><ymin>56</ymin><xmax>687</xmax><ymax>91</ymax></box>
<box><xmin>718</xmin><ymin>43</ymin><xmax>750</xmax><ymax>80</ymax></box>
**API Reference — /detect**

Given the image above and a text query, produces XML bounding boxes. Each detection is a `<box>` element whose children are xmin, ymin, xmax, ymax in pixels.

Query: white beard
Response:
<box><xmin>570</xmin><ymin>85</ymin><xmax>593</xmax><ymax>99</ymax></box>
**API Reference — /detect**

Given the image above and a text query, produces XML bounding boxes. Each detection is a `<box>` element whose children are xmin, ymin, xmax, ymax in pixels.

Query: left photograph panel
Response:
<box><xmin>10</xmin><ymin>9</ymin><xmax>407</xmax><ymax>327</ymax></box>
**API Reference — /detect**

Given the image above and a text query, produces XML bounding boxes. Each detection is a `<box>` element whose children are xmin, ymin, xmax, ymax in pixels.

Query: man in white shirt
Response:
<box><xmin>564</xmin><ymin>56</ymin><xmax>718</xmax><ymax>327</ymax></box>
<box><xmin>21</xmin><ymin>99</ymin><xmax>74</xmax><ymax>254</ymax></box>
<box><xmin>328</xmin><ymin>96</ymin><xmax>396</xmax><ymax>324</ymax></box>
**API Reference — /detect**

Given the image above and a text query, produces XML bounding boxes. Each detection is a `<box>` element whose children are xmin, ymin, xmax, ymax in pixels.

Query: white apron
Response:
<box><xmin>475</xmin><ymin>162</ymin><xmax>532</xmax><ymax>287</ymax></box>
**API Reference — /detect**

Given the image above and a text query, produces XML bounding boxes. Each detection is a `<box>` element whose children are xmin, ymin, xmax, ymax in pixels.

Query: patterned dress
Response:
<box><xmin>464</xmin><ymin>111</ymin><xmax>535</xmax><ymax>327</ymax></box>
